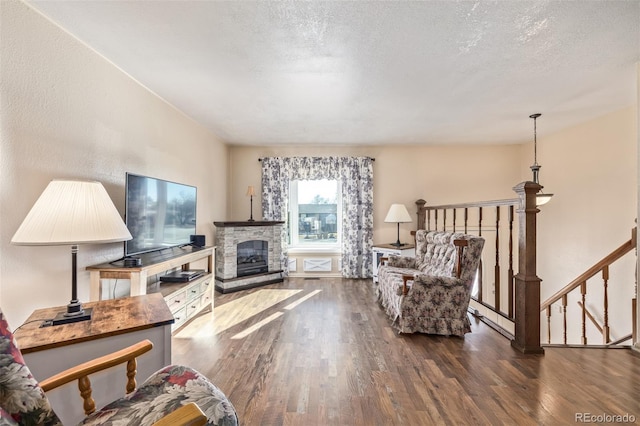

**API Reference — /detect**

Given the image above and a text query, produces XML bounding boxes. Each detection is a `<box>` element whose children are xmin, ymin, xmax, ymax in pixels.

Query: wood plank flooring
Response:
<box><xmin>172</xmin><ymin>278</ymin><xmax>640</xmax><ymax>425</ymax></box>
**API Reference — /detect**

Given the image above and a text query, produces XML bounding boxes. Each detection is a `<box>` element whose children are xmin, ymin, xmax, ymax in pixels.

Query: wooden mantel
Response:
<box><xmin>214</xmin><ymin>221</ymin><xmax>284</xmax><ymax>227</ymax></box>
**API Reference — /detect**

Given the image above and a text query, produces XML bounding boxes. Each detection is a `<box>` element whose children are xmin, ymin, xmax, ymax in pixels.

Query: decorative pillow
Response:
<box><xmin>0</xmin><ymin>309</ymin><xmax>62</xmax><ymax>426</ymax></box>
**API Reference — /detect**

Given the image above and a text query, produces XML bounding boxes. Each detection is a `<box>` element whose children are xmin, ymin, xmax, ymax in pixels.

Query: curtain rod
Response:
<box><xmin>258</xmin><ymin>157</ymin><xmax>375</xmax><ymax>162</ymax></box>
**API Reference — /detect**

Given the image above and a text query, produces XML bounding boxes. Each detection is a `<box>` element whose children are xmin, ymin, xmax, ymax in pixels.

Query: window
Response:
<box><xmin>289</xmin><ymin>179</ymin><xmax>341</xmax><ymax>248</ymax></box>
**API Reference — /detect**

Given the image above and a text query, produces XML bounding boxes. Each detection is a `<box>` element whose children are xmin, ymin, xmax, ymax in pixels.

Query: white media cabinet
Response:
<box><xmin>87</xmin><ymin>246</ymin><xmax>214</xmax><ymax>332</ymax></box>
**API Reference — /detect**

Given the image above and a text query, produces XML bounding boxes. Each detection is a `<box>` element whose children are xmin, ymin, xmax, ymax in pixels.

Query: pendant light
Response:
<box><xmin>529</xmin><ymin>113</ymin><xmax>553</xmax><ymax>205</ymax></box>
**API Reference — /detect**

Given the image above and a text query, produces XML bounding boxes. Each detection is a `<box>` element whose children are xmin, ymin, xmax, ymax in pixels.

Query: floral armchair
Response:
<box><xmin>377</xmin><ymin>230</ymin><xmax>484</xmax><ymax>337</ymax></box>
<box><xmin>0</xmin><ymin>308</ymin><xmax>238</xmax><ymax>426</ymax></box>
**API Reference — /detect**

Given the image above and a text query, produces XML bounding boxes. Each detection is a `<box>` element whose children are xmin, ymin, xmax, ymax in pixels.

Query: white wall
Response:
<box><xmin>0</xmin><ymin>1</ymin><xmax>228</xmax><ymax>325</ymax></box>
<box><xmin>534</xmin><ymin>106</ymin><xmax>637</xmax><ymax>344</ymax></box>
<box><xmin>229</xmin><ymin>144</ymin><xmax>522</xmax><ymax>242</ymax></box>
<box><xmin>228</xmin><ymin>144</ymin><xmax>522</xmax><ymax>276</ymax></box>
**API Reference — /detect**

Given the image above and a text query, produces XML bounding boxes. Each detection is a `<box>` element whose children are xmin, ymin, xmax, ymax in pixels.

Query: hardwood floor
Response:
<box><xmin>172</xmin><ymin>278</ymin><xmax>640</xmax><ymax>425</ymax></box>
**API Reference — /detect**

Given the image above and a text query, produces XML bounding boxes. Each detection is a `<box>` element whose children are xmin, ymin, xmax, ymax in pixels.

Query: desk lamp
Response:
<box><xmin>11</xmin><ymin>180</ymin><xmax>132</xmax><ymax>326</ymax></box>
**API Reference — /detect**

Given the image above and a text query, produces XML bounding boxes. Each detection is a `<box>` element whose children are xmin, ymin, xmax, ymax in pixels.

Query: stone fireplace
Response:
<box><xmin>213</xmin><ymin>221</ymin><xmax>284</xmax><ymax>293</ymax></box>
<box><xmin>237</xmin><ymin>240</ymin><xmax>268</xmax><ymax>277</ymax></box>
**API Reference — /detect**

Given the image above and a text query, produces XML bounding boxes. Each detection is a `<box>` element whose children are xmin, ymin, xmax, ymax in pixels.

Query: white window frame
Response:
<box><xmin>289</xmin><ymin>179</ymin><xmax>342</xmax><ymax>251</ymax></box>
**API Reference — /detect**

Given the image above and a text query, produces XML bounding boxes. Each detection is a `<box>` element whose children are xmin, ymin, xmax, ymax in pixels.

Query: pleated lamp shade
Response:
<box><xmin>12</xmin><ymin>180</ymin><xmax>132</xmax><ymax>246</ymax></box>
<box><xmin>384</xmin><ymin>204</ymin><xmax>412</xmax><ymax>224</ymax></box>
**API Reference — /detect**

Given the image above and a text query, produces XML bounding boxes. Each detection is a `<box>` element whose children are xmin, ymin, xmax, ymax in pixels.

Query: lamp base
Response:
<box><xmin>48</xmin><ymin>307</ymin><xmax>93</xmax><ymax>327</ymax></box>
<box><xmin>390</xmin><ymin>242</ymin><xmax>407</xmax><ymax>247</ymax></box>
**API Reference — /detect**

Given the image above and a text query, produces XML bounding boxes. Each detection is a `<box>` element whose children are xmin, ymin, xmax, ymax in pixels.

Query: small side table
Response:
<box><xmin>372</xmin><ymin>243</ymin><xmax>416</xmax><ymax>283</ymax></box>
<box><xmin>15</xmin><ymin>293</ymin><xmax>174</xmax><ymax>425</ymax></box>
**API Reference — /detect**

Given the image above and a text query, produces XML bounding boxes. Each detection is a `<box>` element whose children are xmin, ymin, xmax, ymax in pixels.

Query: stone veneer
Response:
<box><xmin>213</xmin><ymin>221</ymin><xmax>284</xmax><ymax>293</ymax></box>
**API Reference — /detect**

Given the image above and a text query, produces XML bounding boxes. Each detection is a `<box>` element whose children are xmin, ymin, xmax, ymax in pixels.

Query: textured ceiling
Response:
<box><xmin>28</xmin><ymin>0</ymin><xmax>640</xmax><ymax>146</ymax></box>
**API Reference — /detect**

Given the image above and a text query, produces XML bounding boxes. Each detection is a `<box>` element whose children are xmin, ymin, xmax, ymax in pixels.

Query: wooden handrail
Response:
<box><xmin>540</xmin><ymin>234</ymin><xmax>635</xmax><ymax>311</ymax></box>
<box><xmin>420</xmin><ymin>198</ymin><xmax>519</xmax><ymax>210</ymax></box>
<box><xmin>542</xmin><ymin>227</ymin><xmax>637</xmax><ymax>347</ymax></box>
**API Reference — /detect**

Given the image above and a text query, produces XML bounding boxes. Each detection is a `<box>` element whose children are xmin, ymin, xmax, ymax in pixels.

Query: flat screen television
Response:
<box><xmin>124</xmin><ymin>173</ymin><xmax>197</xmax><ymax>256</ymax></box>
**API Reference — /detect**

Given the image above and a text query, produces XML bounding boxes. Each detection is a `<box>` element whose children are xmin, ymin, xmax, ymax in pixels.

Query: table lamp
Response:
<box><xmin>11</xmin><ymin>180</ymin><xmax>132</xmax><ymax>326</ymax></box>
<box><xmin>384</xmin><ymin>204</ymin><xmax>413</xmax><ymax>247</ymax></box>
<box><xmin>246</xmin><ymin>185</ymin><xmax>256</xmax><ymax>222</ymax></box>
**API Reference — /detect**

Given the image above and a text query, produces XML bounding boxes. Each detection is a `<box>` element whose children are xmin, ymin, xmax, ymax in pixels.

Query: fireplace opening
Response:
<box><xmin>237</xmin><ymin>240</ymin><xmax>269</xmax><ymax>277</ymax></box>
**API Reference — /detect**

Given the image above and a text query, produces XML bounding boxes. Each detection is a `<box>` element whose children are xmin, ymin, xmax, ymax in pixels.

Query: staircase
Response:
<box><xmin>416</xmin><ymin>191</ymin><xmax>637</xmax><ymax>351</ymax></box>
<box><xmin>540</xmin><ymin>227</ymin><xmax>637</xmax><ymax>347</ymax></box>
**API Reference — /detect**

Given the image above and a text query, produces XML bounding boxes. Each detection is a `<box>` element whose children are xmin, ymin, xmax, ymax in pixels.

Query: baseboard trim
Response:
<box><xmin>468</xmin><ymin>308</ymin><xmax>514</xmax><ymax>340</ymax></box>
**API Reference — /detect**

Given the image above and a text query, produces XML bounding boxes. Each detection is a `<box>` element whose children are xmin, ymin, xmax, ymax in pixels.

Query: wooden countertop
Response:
<box><xmin>15</xmin><ymin>293</ymin><xmax>174</xmax><ymax>354</ymax></box>
<box><xmin>87</xmin><ymin>245</ymin><xmax>213</xmax><ymax>271</ymax></box>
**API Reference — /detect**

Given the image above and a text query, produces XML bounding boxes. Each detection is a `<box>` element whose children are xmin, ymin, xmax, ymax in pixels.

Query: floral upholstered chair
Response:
<box><xmin>0</xmin><ymin>308</ymin><xmax>238</xmax><ymax>426</ymax></box>
<box><xmin>377</xmin><ymin>230</ymin><xmax>484</xmax><ymax>337</ymax></box>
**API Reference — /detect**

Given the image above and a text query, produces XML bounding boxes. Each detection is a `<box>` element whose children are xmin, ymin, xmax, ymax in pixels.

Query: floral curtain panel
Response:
<box><xmin>261</xmin><ymin>156</ymin><xmax>374</xmax><ymax>278</ymax></box>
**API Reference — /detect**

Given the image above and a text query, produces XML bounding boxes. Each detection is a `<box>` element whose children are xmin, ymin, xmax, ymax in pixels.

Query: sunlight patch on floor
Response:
<box><xmin>283</xmin><ymin>289</ymin><xmax>322</xmax><ymax>310</ymax></box>
<box><xmin>172</xmin><ymin>311</ymin><xmax>215</xmax><ymax>339</ymax></box>
<box><xmin>230</xmin><ymin>289</ymin><xmax>323</xmax><ymax>339</ymax></box>
<box><xmin>231</xmin><ymin>312</ymin><xmax>284</xmax><ymax>339</ymax></box>
<box><xmin>174</xmin><ymin>289</ymin><xmax>302</xmax><ymax>339</ymax></box>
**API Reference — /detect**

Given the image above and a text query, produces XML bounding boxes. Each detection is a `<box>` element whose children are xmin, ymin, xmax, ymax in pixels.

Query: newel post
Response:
<box><xmin>415</xmin><ymin>199</ymin><xmax>426</xmax><ymax>230</ymax></box>
<box><xmin>511</xmin><ymin>181</ymin><xmax>544</xmax><ymax>354</ymax></box>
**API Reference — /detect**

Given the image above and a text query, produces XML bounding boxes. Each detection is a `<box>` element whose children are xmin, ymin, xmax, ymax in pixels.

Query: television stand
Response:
<box><xmin>87</xmin><ymin>246</ymin><xmax>214</xmax><ymax>332</ymax></box>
